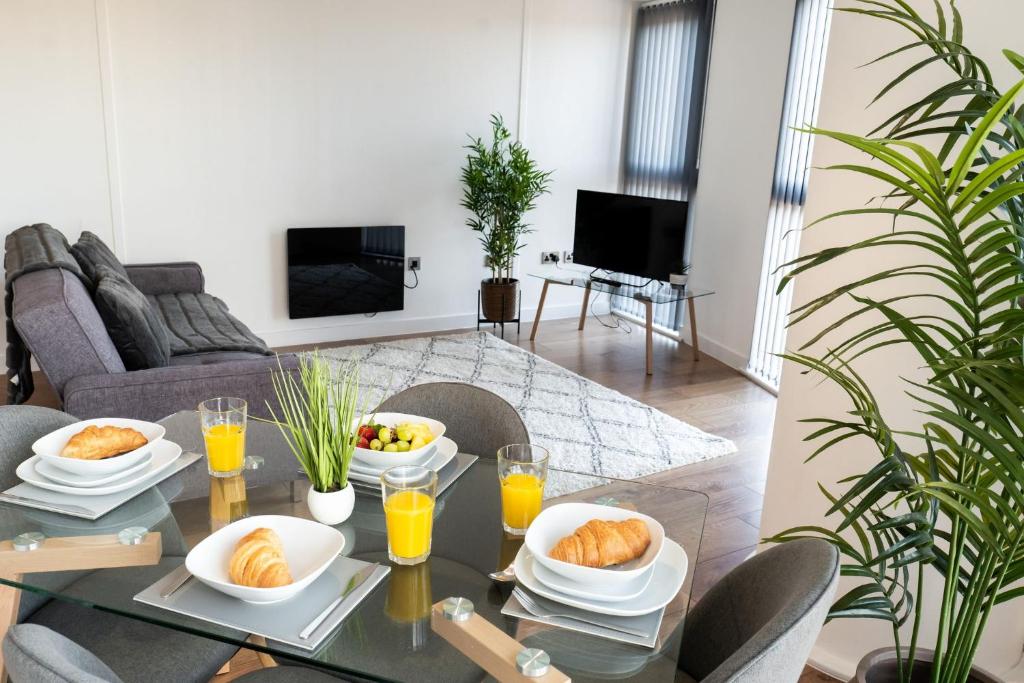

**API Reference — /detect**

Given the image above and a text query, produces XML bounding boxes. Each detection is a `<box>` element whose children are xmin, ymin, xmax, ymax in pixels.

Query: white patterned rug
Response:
<box><xmin>316</xmin><ymin>332</ymin><xmax>736</xmax><ymax>479</ymax></box>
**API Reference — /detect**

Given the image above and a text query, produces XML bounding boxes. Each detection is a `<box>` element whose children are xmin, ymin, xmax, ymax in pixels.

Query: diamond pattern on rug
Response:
<box><xmin>317</xmin><ymin>331</ymin><xmax>736</xmax><ymax>478</ymax></box>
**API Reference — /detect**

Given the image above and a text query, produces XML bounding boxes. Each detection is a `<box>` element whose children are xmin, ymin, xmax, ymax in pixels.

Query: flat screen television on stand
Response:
<box><xmin>287</xmin><ymin>226</ymin><xmax>404</xmax><ymax>319</ymax></box>
<box><xmin>572</xmin><ymin>190</ymin><xmax>688</xmax><ymax>287</ymax></box>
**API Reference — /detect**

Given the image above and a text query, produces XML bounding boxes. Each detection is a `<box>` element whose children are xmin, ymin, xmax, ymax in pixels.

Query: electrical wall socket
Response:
<box><xmin>562</xmin><ymin>251</ymin><xmax>574</xmax><ymax>264</ymax></box>
<box><xmin>407</xmin><ymin>256</ymin><xmax>421</xmax><ymax>271</ymax></box>
<box><xmin>541</xmin><ymin>251</ymin><xmax>559</xmax><ymax>265</ymax></box>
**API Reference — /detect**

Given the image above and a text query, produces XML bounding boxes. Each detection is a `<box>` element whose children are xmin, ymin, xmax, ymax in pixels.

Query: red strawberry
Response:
<box><xmin>357</xmin><ymin>436</ymin><xmax>370</xmax><ymax>449</ymax></box>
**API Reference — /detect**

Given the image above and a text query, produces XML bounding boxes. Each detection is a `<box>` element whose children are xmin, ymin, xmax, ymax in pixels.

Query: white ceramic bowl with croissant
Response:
<box><xmin>186</xmin><ymin>515</ymin><xmax>345</xmax><ymax>604</ymax></box>
<box><xmin>524</xmin><ymin>503</ymin><xmax>665</xmax><ymax>588</ymax></box>
<box><xmin>32</xmin><ymin>418</ymin><xmax>165</xmax><ymax>476</ymax></box>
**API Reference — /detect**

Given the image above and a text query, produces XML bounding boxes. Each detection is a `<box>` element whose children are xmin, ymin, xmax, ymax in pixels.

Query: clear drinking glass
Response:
<box><xmin>199</xmin><ymin>397</ymin><xmax>247</xmax><ymax>477</ymax></box>
<box><xmin>497</xmin><ymin>444</ymin><xmax>549</xmax><ymax>535</ymax></box>
<box><xmin>381</xmin><ymin>465</ymin><xmax>438</xmax><ymax>566</ymax></box>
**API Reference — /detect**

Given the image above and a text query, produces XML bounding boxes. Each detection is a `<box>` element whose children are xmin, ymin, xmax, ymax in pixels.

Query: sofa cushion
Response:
<box><xmin>93</xmin><ymin>266</ymin><xmax>171</xmax><ymax>370</ymax></box>
<box><xmin>70</xmin><ymin>231</ymin><xmax>128</xmax><ymax>286</ymax></box>
<box><xmin>148</xmin><ymin>292</ymin><xmax>271</xmax><ymax>357</ymax></box>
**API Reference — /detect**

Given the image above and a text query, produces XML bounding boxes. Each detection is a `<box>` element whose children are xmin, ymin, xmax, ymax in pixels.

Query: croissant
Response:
<box><xmin>548</xmin><ymin>518</ymin><xmax>651</xmax><ymax>568</ymax></box>
<box><xmin>60</xmin><ymin>425</ymin><xmax>148</xmax><ymax>460</ymax></box>
<box><xmin>229</xmin><ymin>528</ymin><xmax>293</xmax><ymax>588</ymax></box>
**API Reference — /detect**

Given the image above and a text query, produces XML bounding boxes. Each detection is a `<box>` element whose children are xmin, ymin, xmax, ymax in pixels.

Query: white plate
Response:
<box><xmin>525</xmin><ymin>502</ymin><xmax>666</xmax><ymax>588</ymax></box>
<box><xmin>348</xmin><ymin>436</ymin><xmax>458</xmax><ymax>480</ymax></box>
<box><xmin>185</xmin><ymin>515</ymin><xmax>346</xmax><ymax>604</ymax></box>
<box><xmin>16</xmin><ymin>441</ymin><xmax>182</xmax><ymax>496</ymax></box>
<box><xmin>532</xmin><ymin>550</ymin><xmax>655</xmax><ymax>603</ymax></box>
<box><xmin>33</xmin><ymin>418</ymin><xmax>166</xmax><ymax>476</ymax></box>
<box><xmin>352</xmin><ymin>413</ymin><xmax>445</xmax><ymax>467</ymax></box>
<box><xmin>34</xmin><ymin>452</ymin><xmax>154</xmax><ymax>488</ymax></box>
<box><xmin>514</xmin><ymin>539</ymin><xmax>688</xmax><ymax>617</ymax></box>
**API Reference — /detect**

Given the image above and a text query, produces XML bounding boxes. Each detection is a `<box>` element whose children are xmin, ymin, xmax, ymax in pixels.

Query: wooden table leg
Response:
<box><xmin>529</xmin><ymin>279</ymin><xmax>549</xmax><ymax>342</ymax></box>
<box><xmin>0</xmin><ymin>577</ymin><xmax>22</xmax><ymax>682</ymax></box>
<box><xmin>687</xmin><ymin>297</ymin><xmax>700</xmax><ymax>361</ymax></box>
<box><xmin>644</xmin><ymin>299</ymin><xmax>654</xmax><ymax>376</ymax></box>
<box><xmin>578</xmin><ymin>281</ymin><xmax>592</xmax><ymax>331</ymax></box>
<box><xmin>248</xmin><ymin>635</ymin><xmax>278</xmax><ymax>668</ymax></box>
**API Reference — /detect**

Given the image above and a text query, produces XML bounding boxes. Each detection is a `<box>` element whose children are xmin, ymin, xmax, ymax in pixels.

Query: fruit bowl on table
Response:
<box><xmin>185</xmin><ymin>515</ymin><xmax>345</xmax><ymax>604</ymax></box>
<box><xmin>351</xmin><ymin>412</ymin><xmax>445</xmax><ymax>468</ymax></box>
<box><xmin>32</xmin><ymin>417</ymin><xmax>166</xmax><ymax>476</ymax></box>
<box><xmin>525</xmin><ymin>502</ymin><xmax>665</xmax><ymax>589</ymax></box>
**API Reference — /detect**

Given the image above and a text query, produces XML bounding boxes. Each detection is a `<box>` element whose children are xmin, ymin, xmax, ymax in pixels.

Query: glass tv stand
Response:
<box><xmin>527</xmin><ymin>272</ymin><xmax>714</xmax><ymax>375</ymax></box>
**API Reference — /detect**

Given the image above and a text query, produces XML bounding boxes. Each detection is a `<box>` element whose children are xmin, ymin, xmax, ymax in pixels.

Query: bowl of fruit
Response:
<box><xmin>352</xmin><ymin>413</ymin><xmax>446</xmax><ymax>467</ymax></box>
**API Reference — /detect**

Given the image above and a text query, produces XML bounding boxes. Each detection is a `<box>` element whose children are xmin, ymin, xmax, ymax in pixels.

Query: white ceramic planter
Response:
<box><xmin>306</xmin><ymin>483</ymin><xmax>355</xmax><ymax>526</ymax></box>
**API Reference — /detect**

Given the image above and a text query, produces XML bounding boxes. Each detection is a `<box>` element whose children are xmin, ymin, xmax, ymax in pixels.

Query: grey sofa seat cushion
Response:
<box><xmin>93</xmin><ymin>266</ymin><xmax>171</xmax><ymax>370</ymax></box>
<box><xmin>4</xmin><ymin>624</ymin><xmax>124</xmax><ymax>683</ymax></box>
<box><xmin>11</xmin><ymin>269</ymin><xmax>125</xmax><ymax>398</ymax></box>
<box><xmin>26</xmin><ymin>558</ymin><xmax>239</xmax><ymax>683</ymax></box>
<box><xmin>70</xmin><ymin>230</ymin><xmax>128</xmax><ymax>286</ymax></box>
<box><xmin>148</xmin><ymin>292</ymin><xmax>270</xmax><ymax>357</ymax></box>
<box><xmin>168</xmin><ymin>350</ymin><xmax>270</xmax><ymax>366</ymax></box>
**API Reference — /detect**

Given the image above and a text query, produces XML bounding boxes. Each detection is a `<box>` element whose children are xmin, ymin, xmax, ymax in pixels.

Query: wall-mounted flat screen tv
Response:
<box><xmin>572</xmin><ymin>190</ymin><xmax>688</xmax><ymax>281</ymax></box>
<box><xmin>287</xmin><ymin>226</ymin><xmax>404</xmax><ymax>319</ymax></box>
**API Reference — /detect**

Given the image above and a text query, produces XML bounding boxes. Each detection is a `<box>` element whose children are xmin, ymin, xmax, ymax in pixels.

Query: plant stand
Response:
<box><xmin>477</xmin><ymin>289</ymin><xmax>521</xmax><ymax>339</ymax></box>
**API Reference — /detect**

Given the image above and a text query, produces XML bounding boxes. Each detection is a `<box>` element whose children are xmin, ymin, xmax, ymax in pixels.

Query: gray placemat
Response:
<box><xmin>502</xmin><ymin>590</ymin><xmax>665</xmax><ymax>649</ymax></box>
<box><xmin>0</xmin><ymin>450</ymin><xmax>202</xmax><ymax>520</ymax></box>
<box><xmin>349</xmin><ymin>452</ymin><xmax>478</xmax><ymax>497</ymax></box>
<box><xmin>135</xmin><ymin>555</ymin><xmax>389</xmax><ymax>651</ymax></box>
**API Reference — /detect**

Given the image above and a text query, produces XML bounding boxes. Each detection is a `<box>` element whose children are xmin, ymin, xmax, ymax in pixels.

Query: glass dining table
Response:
<box><xmin>0</xmin><ymin>412</ymin><xmax>709</xmax><ymax>683</ymax></box>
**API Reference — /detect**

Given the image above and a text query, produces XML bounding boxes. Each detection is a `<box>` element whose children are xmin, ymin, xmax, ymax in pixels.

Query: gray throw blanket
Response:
<box><xmin>4</xmin><ymin>224</ymin><xmax>91</xmax><ymax>404</ymax></box>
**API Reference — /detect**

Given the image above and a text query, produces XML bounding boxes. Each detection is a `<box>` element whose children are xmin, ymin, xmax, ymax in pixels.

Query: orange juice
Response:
<box><xmin>501</xmin><ymin>472</ymin><xmax>544</xmax><ymax>530</ymax></box>
<box><xmin>204</xmin><ymin>423</ymin><xmax>245</xmax><ymax>474</ymax></box>
<box><xmin>384</xmin><ymin>490</ymin><xmax>435</xmax><ymax>561</ymax></box>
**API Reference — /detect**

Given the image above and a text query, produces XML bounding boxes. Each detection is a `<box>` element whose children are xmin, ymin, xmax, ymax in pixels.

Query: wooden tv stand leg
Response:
<box><xmin>578</xmin><ymin>281</ymin><xmax>591</xmax><ymax>331</ymax></box>
<box><xmin>529</xmin><ymin>279</ymin><xmax>550</xmax><ymax>341</ymax></box>
<box><xmin>644</xmin><ymin>298</ymin><xmax>654</xmax><ymax>375</ymax></box>
<box><xmin>687</xmin><ymin>297</ymin><xmax>700</xmax><ymax>361</ymax></box>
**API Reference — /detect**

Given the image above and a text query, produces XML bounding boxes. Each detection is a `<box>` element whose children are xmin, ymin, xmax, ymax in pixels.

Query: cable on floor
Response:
<box><xmin>591</xmin><ymin>292</ymin><xmax>632</xmax><ymax>334</ymax></box>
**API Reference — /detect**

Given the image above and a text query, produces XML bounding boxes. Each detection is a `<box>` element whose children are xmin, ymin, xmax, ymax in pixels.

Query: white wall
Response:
<box><xmin>684</xmin><ymin>0</ymin><xmax>796</xmax><ymax>369</ymax></box>
<box><xmin>0</xmin><ymin>0</ymin><xmax>632</xmax><ymax>349</ymax></box>
<box><xmin>760</xmin><ymin>1</ymin><xmax>1024</xmax><ymax>679</ymax></box>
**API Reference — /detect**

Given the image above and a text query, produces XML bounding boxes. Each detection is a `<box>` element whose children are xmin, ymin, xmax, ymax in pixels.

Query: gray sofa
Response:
<box><xmin>9</xmin><ymin>237</ymin><xmax>296</xmax><ymax>421</ymax></box>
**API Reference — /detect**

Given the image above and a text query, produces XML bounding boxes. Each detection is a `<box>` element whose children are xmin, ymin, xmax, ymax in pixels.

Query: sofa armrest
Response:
<box><xmin>123</xmin><ymin>262</ymin><xmax>205</xmax><ymax>295</ymax></box>
<box><xmin>62</xmin><ymin>355</ymin><xmax>298</xmax><ymax>422</ymax></box>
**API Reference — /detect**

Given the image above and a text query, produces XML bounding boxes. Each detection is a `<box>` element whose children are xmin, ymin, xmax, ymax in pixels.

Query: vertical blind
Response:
<box><xmin>614</xmin><ymin>0</ymin><xmax>712</xmax><ymax>330</ymax></box>
<box><xmin>747</xmin><ymin>0</ymin><xmax>832</xmax><ymax>388</ymax></box>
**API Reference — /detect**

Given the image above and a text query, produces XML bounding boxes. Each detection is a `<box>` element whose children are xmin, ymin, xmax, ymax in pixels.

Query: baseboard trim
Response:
<box><xmin>611</xmin><ymin>311</ymin><xmax>751</xmax><ymax>371</ymax></box>
<box><xmin>807</xmin><ymin>646</ymin><xmax>854</xmax><ymax>681</ymax></box>
<box><xmin>257</xmin><ymin>304</ymin><xmax>580</xmax><ymax>348</ymax></box>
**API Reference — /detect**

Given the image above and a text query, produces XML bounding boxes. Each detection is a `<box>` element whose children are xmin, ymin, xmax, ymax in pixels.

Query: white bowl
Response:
<box><xmin>32</xmin><ymin>418</ymin><xmax>166</xmax><ymax>476</ymax></box>
<box><xmin>524</xmin><ymin>502</ymin><xmax>665</xmax><ymax>588</ymax></box>
<box><xmin>352</xmin><ymin>412</ymin><xmax>446</xmax><ymax>468</ymax></box>
<box><xmin>185</xmin><ymin>515</ymin><xmax>345</xmax><ymax>604</ymax></box>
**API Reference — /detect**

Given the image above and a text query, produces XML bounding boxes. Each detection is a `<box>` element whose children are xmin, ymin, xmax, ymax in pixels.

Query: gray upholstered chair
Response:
<box><xmin>676</xmin><ymin>538</ymin><xmax>839</xmax><ymax>682</ymax></box>
<box><xmin>0</xmin><ymin>405</ymin><xmax>238</xmax><ymax>683</ymax></box>
<box><xmin>3</xmin><ymin>624</ymin><xmax>345</xmax><ymax>682</ymax></box>
<box><xmin>376</xmin><ymin>382</ymin><xmax>529</xmax><ymax>459</ymax></box>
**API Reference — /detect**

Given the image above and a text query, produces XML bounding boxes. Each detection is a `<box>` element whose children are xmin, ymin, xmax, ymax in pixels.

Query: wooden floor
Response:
<box><xmin>15</xmin><ymin>317</ymin><xmax>835</xmax><ymax>682</ymax></box>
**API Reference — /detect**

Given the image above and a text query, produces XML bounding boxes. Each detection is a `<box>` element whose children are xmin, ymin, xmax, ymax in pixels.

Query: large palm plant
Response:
<box><xmin>767</xmin><ymin>3</ymin><xmax>1024</xmax><ymax>682</ymax></box>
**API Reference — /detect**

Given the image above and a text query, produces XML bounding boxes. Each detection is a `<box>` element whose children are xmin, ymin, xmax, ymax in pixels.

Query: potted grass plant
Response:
<box><xmin>768</xmin><ymin>3</ymin><xmax>1024</xmax><ymax>682</ymax></box>
<box><xmin>267</xmin><ymin>352</ymin><xmax>370</xmax><ymax>525</ymax></box>
<box><xmin>461</xmin><ymin>113</ymin><xmax>552</xmax><ymax>322</ymax></box>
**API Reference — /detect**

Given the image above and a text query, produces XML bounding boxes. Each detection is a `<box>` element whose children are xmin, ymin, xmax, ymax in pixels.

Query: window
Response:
<box><xmin>747</xmin><ymin>0</ymin><xmax>832</xmax><ymax>388</ymax></box>
<box><xmin>613</xmin><ymin>0</ymin><xmax>714</xmax><ymax>330</ymax></box>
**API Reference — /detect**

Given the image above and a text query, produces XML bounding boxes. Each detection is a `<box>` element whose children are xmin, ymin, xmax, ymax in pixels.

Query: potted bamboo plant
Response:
<box><xmin>266</xmin><ymin>352</ymin><xmax>370</xmax><ymax>525</ymax></box>
<box><xmin>461</xmin><ymin>113</ymin><xmax>552</xmax><ymax>322</ymax></box>
<box><xmin>769</xmin><ymin>3</ymin><xmax>1024</xmax><ymax>682</ymax></box>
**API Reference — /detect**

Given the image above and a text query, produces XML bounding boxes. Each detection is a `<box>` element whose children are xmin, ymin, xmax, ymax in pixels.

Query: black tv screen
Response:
<box><xmin>572</xmin><ymin>190</ymin><xmax>688</xmax><ymax>281</ymax></box>
<box><xmin>287</xmin><ymin>226</ymin><xmax>404</xmax><ymax>319</ymax></box>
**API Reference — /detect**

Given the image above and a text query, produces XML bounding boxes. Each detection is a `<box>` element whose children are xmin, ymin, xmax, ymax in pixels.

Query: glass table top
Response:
<box><xmin>0</xmin><ymin>412</ymin><xmax>709</xmax><ymax>683</ymax></box>
<box><xmin>529</xmin><ymin>271</ymin><xmax>713</xmax><ymax>305</ymax></box>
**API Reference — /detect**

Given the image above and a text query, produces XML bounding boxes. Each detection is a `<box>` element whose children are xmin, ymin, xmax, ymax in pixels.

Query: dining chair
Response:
<box><xmin>0</xmin><ymin>405</ymin><xmax>238</xmax><ymax>683</ymax></box>
<box><xmin>675</xmin><ymin>538</ymin><xmax>839</xmax><ymax>682</ymax></box>
<box><xmin>3</xmin><ymin>624</ymin><xmax>349</xmax><ymax>682</ymax></box>
<box><xmin>375</xmin><ymin>382</ymin><xmax>529</xmax><ymax>459</ymax></box>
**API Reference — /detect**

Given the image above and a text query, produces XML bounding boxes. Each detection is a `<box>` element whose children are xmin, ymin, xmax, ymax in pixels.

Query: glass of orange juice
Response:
<box><xmin>497</xmin><ymin>444</ymin><xmax>549</xmax><ymax>535</ymax></box>
<box><xmin>199</xmin><ymin>397</ymin><xmax>247</xmax><ymax>477</ymax></box>
<box><xmin>381</xmin><ymin>465</ymin><xmax>438</xmax><ymax>565</ymax></box>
